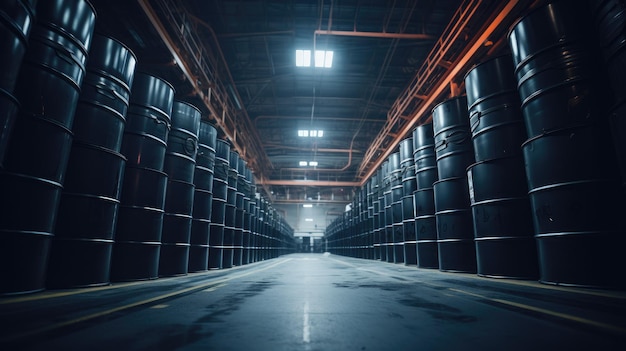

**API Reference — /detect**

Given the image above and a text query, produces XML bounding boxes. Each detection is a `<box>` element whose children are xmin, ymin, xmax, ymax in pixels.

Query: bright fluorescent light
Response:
<box><xmin>299</xmin><ymin>161</ymin><xmax>308</xmax><ymax>166</ymax></box>
<box><xmin>298</xmin><ymin>50</ymin><xmax>333</xmax><ymax>68</ymax></box>
<box><xmin>314</xmin><ymin>51</ymin><xmax>323</xmax><ymax>67</ymax></box>
<box><xmin>303</xmin><ymin>204</ymin><xmax>313</xmax><ymax>208</ymax></box>
<box><xmin>324</xmin><ymin>51</ymin><xmax>333</xmax><ymax>68</ymax></box>
<box><xmin>314</xmin><ymin>50</ymin><xmax>333</xmax><ymax>68</ymax></box>
<box><xmin>308</xmin><ymin>161</ymin><xmax>318</xmax><ymax>166</ymax></box>
<box><xmin>305</xmin><ymin>218</ymin><xmax>314</xmax><ymax>222</ymax></box>
<box><xmin>296</xmin><ymin>50</ymin><xmax>311</xmax><ymax>67</ymax></box>
<box><xmin>298</xmin><ymin>129</ymin><xmax>323</xmax><ymax>137</ymax></box>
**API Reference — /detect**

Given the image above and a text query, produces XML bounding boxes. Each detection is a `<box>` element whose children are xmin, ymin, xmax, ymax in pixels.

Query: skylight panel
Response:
<box><xmin>296</xmin><ymin>49</ymin><xmax>311</xmax><ymax>67</ymax></box>
<box><xmin>298</xmin><ymin>129</ymin><xmax>323</xmax><ymax>137</ymax></box>
<box><xmin>296</xmin><ymin>50</ymin><xmax>332</xmax><ymax>68</ymax></box>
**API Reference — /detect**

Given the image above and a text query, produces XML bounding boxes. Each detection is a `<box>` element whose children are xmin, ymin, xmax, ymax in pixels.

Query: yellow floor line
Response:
<box><xmin>150</xmin><ymin>304</ymin><xmax>169</xmax><ymax>309</ymax></box>
<box><xmin>492</xmin><ymin>298</ymin><xmax>626</xmax><ymax>335</ymax></box>
<box><xmin>328</xmin><ymin>255</ymin><xmax>626</xmax><ymax>300</ymax></box>
<box><xmin>330</xmin><ymin>255</ymin><xmax>626</xmax><ymax>336</ymax></box>
<box><xmin>449</xmin><ymin>288</ymin><xmax>626</xmax><ymax>336</ymax></box>
<box><xmin>0</xmin><ymin>280</ymin><xmax>150</xmax><ymax>305</ymax></box>
<box><xmin>1</xmin><ymin>258</ymin><xmax>292</xmax><ymax>343</ymax></box>
<box><xmin>203</xmin><ymin>283</ymin><xmax>227</xmax><ymax>292</ymax></box>
<box><xmin>0</xmin><ymin>258</ymin><xmax>287</xmax><ymax>305</ymax></box>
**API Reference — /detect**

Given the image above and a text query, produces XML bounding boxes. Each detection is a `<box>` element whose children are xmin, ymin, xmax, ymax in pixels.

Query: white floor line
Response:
<box><xmin>303</xmin><ymin>300</ymin><xmax>311</xmax><ymax>344</ymax></box>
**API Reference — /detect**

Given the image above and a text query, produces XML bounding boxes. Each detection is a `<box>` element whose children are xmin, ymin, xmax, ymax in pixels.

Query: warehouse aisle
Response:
<box><xmin>2</xmin><ymin>253</ymin><xmax>625</xmax><ymax>350</ymax></box>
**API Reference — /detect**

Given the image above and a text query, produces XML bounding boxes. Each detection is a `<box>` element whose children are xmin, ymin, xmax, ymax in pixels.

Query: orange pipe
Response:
<box><xmin>314</xmin><ymin>30</ymin><xmax>434</xmax><ymax>40</ymax></box>
<box><xmin>359</xmin><ymin>0</ymin><xmax>522</xmax><ymax>185</ymax></box>
<box><xmin>258</xmin><ymin>180</ymin><xmax>360</xmax><ymax>187</ymax></box>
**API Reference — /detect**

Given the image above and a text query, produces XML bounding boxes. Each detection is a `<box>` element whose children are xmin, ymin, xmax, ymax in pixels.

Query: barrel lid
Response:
<box><xmin>463</xmin><ymin>53</ymin><xmax>513</xmax><ymax>81</ymax></box>
<box><xmin>88</xmin><ymin>33</ymin><xmax>138</xmax><ymax>89</ymax></box>
<box><xmin>431</xmin><ymin>95</ymin><xmax>468</xmax><ymax>115</ymax></box>
<box><xmin>36</xmin><ymin>0</ymin><xmax>97</xmax><ymax>54</ymax></box>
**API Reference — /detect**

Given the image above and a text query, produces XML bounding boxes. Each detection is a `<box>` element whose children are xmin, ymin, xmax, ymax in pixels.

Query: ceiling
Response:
<box><xmin>88</xmin><ymin>0</ymin><xmax>533</xmax><ymax>207</ymax></box>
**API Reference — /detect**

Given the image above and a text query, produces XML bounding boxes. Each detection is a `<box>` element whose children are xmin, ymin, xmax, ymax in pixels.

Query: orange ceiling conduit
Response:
<box><xmin>254</xmin><ymin>115</ymin><xmax>386</xmax><ymax>126</ymax></box>
<box><xmin>258</xmin><ymin>180</ymin><xmax>360</xmax><ymax>187</ymax></box>
<box><xmin>137</xmin><ymin>0</ymin><xmax>274</xmax><ymax>188</ymax></box>
<box><xmin>357</xmin><ymin>0</ymin><xmax>527</xmax><ymax>186</ymax></box>
<box><xmin>263</xmin><ymin>143</ymin><xmax>362</xmax><ymax>154</ymax></box>
<box><xmin>314</xmin><ymin>29</ymin><xmax>435</xmax><ymax>40</ymax></box>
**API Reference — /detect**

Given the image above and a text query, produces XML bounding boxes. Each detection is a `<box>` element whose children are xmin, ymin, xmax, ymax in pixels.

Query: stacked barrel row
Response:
<box><xmin>0</xmin><ymin>0</ymin><xmax>35</xmax><ymax>166</ymax></box>
<box><xmin>208</xmin><ymin>139</ymin><xmax>229</xmax><ymax>268</ymax></box>
<box><xmin>509</xmin><ymin>0</ymin><xmax>624</xmax><ymax>288</ymax></box>
<box><xmin>158</xmin><ymin>101</ymin><xmax>202</xmax><ymax>277</ymax></box>
<box><xmin>432</xmin><ymin>97</ymin><xmax>476</xmax><ymax>273</ymax></box>
<box><xmin>325</xmin><ymin>208</ymin><xmax>352</xmax><ymax>257</ymax></box>
<box><xmin>326</xmin><ymin>0</ymin><xmax>626</xmax><ymax>289</ymax></box>
<box><xmin>464</xmin><ymin>55</ymin><xmax>537</xmax><ymax>279</ymax></box>
<box><xmin>0</xmin><ymin>0</ymin><xmax>295</xmax><ymax>296</ymax></box>
<box><xmin>412</xmin><ymin>123</ymin><xmax>439</xmax><ymax>268</ymax></box>
<box><xmin>188</xmin><ymin>121</ymin><xmax>218</xmax><ymax>272</ymax></box>
<box><xmin>205</xmin><ymin>138</ymin><xmax>295</xmax><ymax>270</ymax></box>
<box><xmin>399</xmin><ymin>138</ymin><xmax>417</xmax><ymax>265</ymax></box>
<box><xmin>384</xmin><ymin>153</ymin><xmax>404</xmax><ymax>263</ymax></box>
<box><xmin>221</xmin><ymin>150</ymin><xmax>237</xmax><ymax>268</ymax></box>
<box><xmin>109</xmin><ymin>72</ymin><xmax>174</xmax><ymax>282</ymax></box>
<box><xmin>47</xmin><ymin>34</ymin><xmax>137</xmax><ymax>288</ymax></box>
<box><xmin>254</xmin><ymin>195</ymin><xmax>296</xmax><ymax>260</ymax></box>
<box><xmin>1</xmin><ymin>0</ymin><xmax>97</xmax><ymax>294</ymax></box>
<box><xmin>592</xmin><ymin>0</ymin><xmax>626</xmax><ymax>189</ymax></box>
<box><xmin>337</xmin><ymin>185</ymin><xmax>373</xmax><ymax>260</ymax></box>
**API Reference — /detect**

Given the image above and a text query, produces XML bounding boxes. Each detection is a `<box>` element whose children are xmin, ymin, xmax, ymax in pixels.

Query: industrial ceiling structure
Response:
<box><xmin>90</xmin><ymin>0</ymin><xmax>534</xmax><ymax>208</ymax></box>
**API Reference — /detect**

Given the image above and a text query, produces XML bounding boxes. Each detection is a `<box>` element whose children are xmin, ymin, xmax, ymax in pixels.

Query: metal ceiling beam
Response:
<box><xmin>358</xmin><ymin>0</ymin><xmax>525</xmax><ymax>184</ymax></box>
<box><xmin>257</xmin><ymin>180</ymin><xmax>360</xmax><ymax>187</ymax></box>
<box><xmin>263</xmin><ymin>144</ymin><xmax>362</xmax><ymax>153</ymax></box>
<box><xmin>254</xmin><ymin>115</ymin><xmax>385</xmax><ymax>125</ymax></box>
<box><xmin>314</xmin><ymin>30</ymin><xmax>434</xmax><ymax>40</ymax></box>
<box><xmin>356</xmin><ymin>0</ymin><xmax>484</xmax><ymax>180</ymax></box>
<box><xmin>218</xmin><ymin>30</ymin><xmax>294</xmax><ymax>38</ymax></box>
<box><xmin>137</xmin><ymin>0</ymin><xmax>276</xmax><ymax>198</ymax></box>
<box><xmin>271</xmin><ymin>199</ymin><xmax>351</xmax><ymax>205</ymax></box>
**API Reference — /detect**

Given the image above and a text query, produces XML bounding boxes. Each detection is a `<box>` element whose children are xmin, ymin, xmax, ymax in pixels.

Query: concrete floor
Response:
<box><xmin>1</xmin><ymin>253</ymin><xmax>625</xmax><ymax>350</ymax></box>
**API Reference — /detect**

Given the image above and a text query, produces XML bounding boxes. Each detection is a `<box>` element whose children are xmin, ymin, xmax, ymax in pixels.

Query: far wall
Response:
<box><xmin>274</xmin><ymin>202</ymin><xmax>348</xmax><ymax>237</ymax></box>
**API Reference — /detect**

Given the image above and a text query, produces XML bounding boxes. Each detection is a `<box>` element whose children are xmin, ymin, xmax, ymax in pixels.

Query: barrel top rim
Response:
<box><xmin>166</xmin><ymin>178</ymin><xmax>195</xmax><ymax>187</ymax></box>
<box><xmin>432</xmin><ymin>95</ymin><xmax>468</xmax><ymax>114</ymax></box>
<box><xmin>506</xmin><ymin>0</ymin><xmax>570</xmax><ymax>41</ymax></box>
<box><xmin>463</xmin><ymin>53</ymin><xmax>514</xmax><ymax>81</ymax></box>
<box><xmin>92</xmin><ymin>32</ymin><xmax>138</xmax><ymax>62</ymax></box>
<box><xmin>466</xmin><ymin>155</ymin><xmax>525</xmax><ymax>169</ymax></box>
<box><xmin>134</xmin><ymin>71</ymin><xmax>176</xmax><ymax>93</ymax></box>
<box><xmin>20</xmin><ymin>0</ymin><xmax>37</xmax><ymax>17</ymax></box>
<box><xmin>40</xmin><ymin>0</ymin><xmax>98</xmax><ymax>19</ymax></box>
<box><xmin>123</xmin><ymin>164</ymin><xmax>168</xmax><ymax>176</ymax></box>
<box><xmin>0</xmin><ymin>170</ymin><xmax>63</xmax><ymax>187</ymax></box>
<box><xmin>86</xmin><ymin>0</ymin><xmax>98</xmax><ymax>17</ymax></box>
<box><xmin>414</xmin><ymin>121</ymin><xmax>434</xmax><ymax>128</ymax></box>
<box><xmin>0</xmin><ymin>87</ymin><xmax>20</xmax><ymax>104</ymax></box>
<box><xmin>0</xmin><ymin>3</ymin><xmax>33</xmax><ymax>40</ymax></box>
<box><xmin>521</xmin><ymin>123</ymin><xmax>596</xmax><ymax>146</ymax></box>
<box><xmin>200</xmin><ymin>120</ymin><xmax>218</xmax><ymax>128</ymax></box>
<box><xmin>71</xmin><ymin>140</ymin><xmax>127</xmax><ymax>159</ymax></box>
<box><xmin>174</xmin><ymin>100</ymin><xmax>203</xmax><ymax>114</ymax></box>
<box><xmin>433</xmin><ymin>176</ymin><xmax>468</xmax><ymax>185</ymax></box>
<box><xmin>413</xmin><ymin>187</ymin><xmax>434</xmax><ymax>193</ymax></box>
